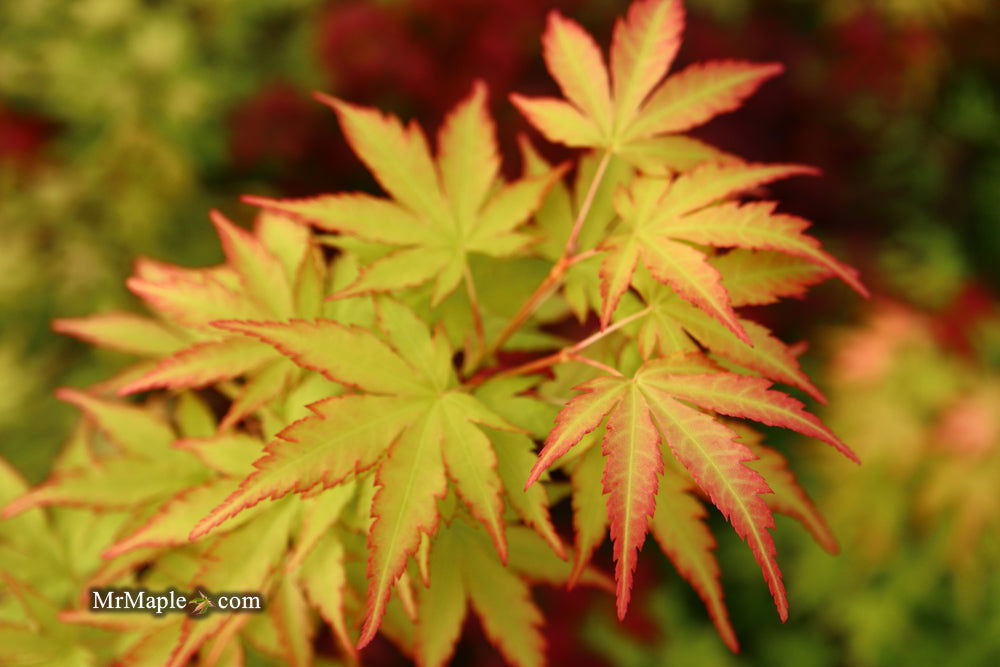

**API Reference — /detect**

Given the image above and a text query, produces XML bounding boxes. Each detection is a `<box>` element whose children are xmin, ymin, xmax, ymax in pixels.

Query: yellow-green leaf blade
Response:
<box><xmin>542</xmin><ymin>10</ymin><xmax>613</xmax><ymax>137</ymax></box>
<box><xmin>216</xmin><ymin>318</ymin><xmax>426</xmax><ymax>395</ymax></box>
<box><xmin>359</xmin><ymin>408</ymin><xmax>447</xmax><ymax>649</ymax></box>
<box><xmin>244</xmin><ymin>193</ymin><xmax>432</xmax><ymax>245</ymax></box>
<box><xmin>610</xmin><ymin>0</ymin><xmax>684</xmax><ymax>129</ymax></box>
<box><xmin>626</xmin><ymin>61</ymin><xmax>783</xmax><ymax>140</ymax></box>
<box><xmin>651</xmin><ymin>470</ymin><xmax>739</xmax><ymax>651</ymax></box>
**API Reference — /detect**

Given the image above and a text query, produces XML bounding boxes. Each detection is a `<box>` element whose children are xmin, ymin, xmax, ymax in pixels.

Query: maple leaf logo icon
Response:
<box><xmin>188</xmin><ymin>590</ymin><xmax>215</xmax><ymax>616</ymax></box>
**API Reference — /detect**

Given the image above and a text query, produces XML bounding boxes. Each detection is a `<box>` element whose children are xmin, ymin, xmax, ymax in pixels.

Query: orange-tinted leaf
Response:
<box><xmin>651</xmin><ymin>470</ymin><xmax>739</xmax><ymax>651</ymax></box>
<box><xmin>640</xmin><ymin>388</ymin><xmax>787</xmax><ymax>621</ymax></box>
<box><xmin>610</xmin><ymin>0</ymin><xmax>684</xmax><ymax>127</ymax></box>
<box><xmin>542</xmin><ymin>10</ymin><xmax>613</xmax><ymax>136</ymax></box>
<box><xmin>626</xmin><ymin>61</ymin><xmax>783</xmax><ymax>140</ymax></box>
<box><xmin>601</xmin><ymin>384</ymin><xmax>662</xmax><ymax>618</ymax></box>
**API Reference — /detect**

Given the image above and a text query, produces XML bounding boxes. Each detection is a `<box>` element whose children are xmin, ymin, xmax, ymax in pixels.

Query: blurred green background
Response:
<box><xmin>2</xmin><ymin>0</ymin><xmax>999</xmax><ymax>664</ymax></box>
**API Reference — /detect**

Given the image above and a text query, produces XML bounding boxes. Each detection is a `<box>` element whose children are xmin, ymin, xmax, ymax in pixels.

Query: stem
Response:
<box><xmin>566</xmin><ymin>306</ymin><xmax>650</xmax><ymax>355</ymax></box>
<box><xmin>568</xmin><ymin>354</ymin><xmax>623</xmax><ymax>377</ymax></box>
<box><xmin>463</xmin><ymin>262</ymin><xmax>486</xmax><ymax>357</ymax></box>
<box><xmin>564</xmin><ymin>150</ymin><xmax>612</xmax><ymax>257</ymax></box>
<box><xmin>474</xmin><ymin>306</ymin><xmax>650</xmax><ymax>385</ymax></box>
<box><xmin>481</xmin><ymin>150</ymin><xmax>612</xmax><ymax>362</ymax></box>
<box><xmin>567</xmin><ymin>248</ymin><xmax>600</xmax><ymax>267</ymax></box>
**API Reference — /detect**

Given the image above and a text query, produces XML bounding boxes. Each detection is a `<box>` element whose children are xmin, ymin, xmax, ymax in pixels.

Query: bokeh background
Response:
<box><xmin>2</xmin><ymin>0</ymin><xmax>999</xmax><ymax>664</ymax></box>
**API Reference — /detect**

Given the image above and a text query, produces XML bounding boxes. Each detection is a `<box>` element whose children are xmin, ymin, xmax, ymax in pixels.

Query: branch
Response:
<box><xmin>480</xmin><ymin>150</ymin><xmax>613</xmax><ymax>363</ymax></box>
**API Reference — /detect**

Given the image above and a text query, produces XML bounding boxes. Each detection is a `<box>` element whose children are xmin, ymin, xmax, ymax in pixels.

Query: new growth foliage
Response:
<box><xmin>2</xmin><ymin>1</ymin><xmax>864</xmax><ymax>664</ymax></box>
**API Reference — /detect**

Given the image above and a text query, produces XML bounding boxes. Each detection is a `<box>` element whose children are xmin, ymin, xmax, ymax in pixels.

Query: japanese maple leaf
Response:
<box><xmin>634</xmin><ymin>265</ymin><xmax>831</xmax><ymax>401</ymax></box>
<box><xmin>2</xmin><ymin>389</ymin><xmax>211</xmax><ymax>519</ymax></box>
<box><xmin>243</xmin><ymin>81</ymin><xmax>564</xmax><ymax>305</ymax></box>
<box><xmin>525</xmin><ymin>355</ymin><xmax>857</xmax><ymax>621</ymax></box>
<box><xmin>413</xmin><ymin>519</ymin><xmax>610</xmax><ymax>667</ymax></box>
<box><xmin>57</xmin><ymin>211</ymin><xmax>327</xmax><ymax>428</ymax></box>
<box><xmin>190</xmin><ymin>300</ymin><xmax>519</xmax><ymax>650</ymax></box>
<box><xmin>600</xmin><ymin>165</ymin><xmax>868</xmax><ymax>333</ymax></box>
<box><xmin>511</xmin><ymin>0</ymin><xmax>783</xmax><ymax>166</ymax></box>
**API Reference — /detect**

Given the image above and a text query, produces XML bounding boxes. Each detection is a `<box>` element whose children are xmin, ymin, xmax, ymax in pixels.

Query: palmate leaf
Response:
<box><xmin>600</xmin><ymin>163</ymin><xmax>867</xmax><ymax>333</ymax></box>
<box><xmin>190</xmin><ymin>304</ymin><xmax>523</xmax><ymax>650</ymax></box>
<box><xmin>51</xmin><ymin>312</ymin><xmax>187</xmax><ymax>357</ymax></box>
<box><xmin>111</xmin><ymin>211</ymin><xmax>328</xmax><ymax>435</ymax></box>
<box><xmin>634</xmin><ymin>270</ymin><xmax>826</xmax><ymax>401</ymax></box>
<box><xmin>165</xmin><ymin>501</ymin><xmax>298</xmax><ymax>667</ymax></box>
<box><xmin>527</xmin><ymin>355</ymin><xmax>856</xmax><ymax>622</ymax></box>
<box><xmin>244</xmin><ymin>81</ymin><xmax>564</xmax><ymax>305</ymax></box>
<box><xmin>511</xmin><ymin>0</ymin><xmax>782</xmax><ymax>164</ymax></box>
<box><xmin>651</xmin><ymin>468</ymin><xmax>738</xmax><ymax>651</ymax></box>
<box><xmin>414</xmin><ymin>519</ymin><xmax>609</xmax><ymax>667</ymax></box>
<box><xmin>2</xmin><ymin>391</ymin><xmax>212</xmax><ymax>518</ymax></box>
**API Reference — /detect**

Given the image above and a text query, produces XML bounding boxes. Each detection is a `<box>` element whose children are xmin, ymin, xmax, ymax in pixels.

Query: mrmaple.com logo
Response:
<box><xmin>89</xmin><ymin>587</ymin><xmax>264</xmax><ymax>616</ymax></box>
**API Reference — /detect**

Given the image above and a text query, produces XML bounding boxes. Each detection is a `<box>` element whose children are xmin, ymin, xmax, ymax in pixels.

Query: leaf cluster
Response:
<box><xmin>2</xmin><ymin>1</ymin><xmax>864</xmax><ymax>664</ymax></box>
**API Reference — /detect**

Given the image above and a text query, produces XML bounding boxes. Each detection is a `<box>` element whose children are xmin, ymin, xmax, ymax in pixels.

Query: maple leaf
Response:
<box><xmin>2</xmin><ymin>390</ymin><xmax>210</xmax><ymax>518</ymax></box>
<box><xmin>414</xmin><ymin>518</ymin><xmax>610</xmax><ymax>667</ymax></box>
<box><xmin>511</xmin><ymin>0</ymin><xmax>784</xmax><ymax>164</ymax></box>
<box><xmin>108</xmin><ymin>210</ymin><xmax>330</xmax><ymax>435</ymax></box>
<box><xmin>651</xmin><ymin>468</ymin><xmax>739</xmax><ymax>651</ymax></box>
<box><xmin>600</xmin><ymin>164</ymin><xmax>867</xmax><ymax>333</ymax></box>
<box><xmin>190</xmin><ymin>300</ymin><xmax>526</xmax><ymax>649</ymax></box>
<box><xmin>526</xmin><ymin>355</ymin><xmax>856</xmax><ymax>622</ymax></box>
<box><xmin>243</xmin><ymin>81</ymin><xmax>565</xmax><ymax>305</ymax></box>
<box><xmin>165</xmin><ymin>501</ymin><xmax>298</xmax><ymax>667</ymax></box>
<box><xmin>634</xmin><ymin>269</ymin><xmax>827</xmax><ymax>401</ymax></box>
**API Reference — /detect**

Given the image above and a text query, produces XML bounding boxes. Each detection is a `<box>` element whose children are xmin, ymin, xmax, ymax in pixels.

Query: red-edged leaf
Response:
<box><xmin>526</xmin><ymin>376</ymin><xmax>626</xmax><ymax>488</ymax></box>
<box><xmin>661</xmin><ymin>201</ymin><xmax>867</xmax><ymax>296</ymax></box>
<box><xmin>215</xmin><ymin>318</ymin><xmax>427</xmax><ymax>395</ymax></box>
<box><xmin>314</xmin><ymin>93</ymin><xmax>449</xmax><ymax>222</ymax></box>
<box><xmin>103</xmin><ymin>478</ymin><xmax>245</xmax><ymax>557</ymax></box>
<box><xmin>599</xmin><ymin>236</ymin><xmax>641</xmax><ymax>328</ymax></box>
<box><xmin>625</xmin><ymin>61</ymin><xmax>783</xmax><ymax>140</ymax></box>
<box><xmin>655</xmin><ymin>296</ymin><xmax>825</xmax><ymax>401</ymax></box>
<box><xmin>640</xmin><ymin>366</ymin><xmax>858</xmax><ymax>462</ymax></box>
<box><xmin>661</xmin><ymin>162</ymin><xmax>818</xmax><ymax>217</ymax></box>
<box><xmin>639</xmin><ymin>387</ymin><xmax>787</xmax><ymax>621</ymax></box>
<box><xmin>359</xmin><ymin>409</ymin><xmax>447</xmax><ymax>650</ymax></box>
<box><xmin>542</xmin><ymin>10</ymin><xmax>613</xmax><ymax>136</ymax></box>
<box><xmin>52</xmin><ymin>312</ymin><xmax>186</xmax><ymax>356</ymax></box>
<box><xmin>211</xmin><ymin>210</ymin><xmax>294</xmax><ymax>318</ymax></box>
<box><xmin>243</xmin><ymin>193</ymin><xmax>431</xmax><ymax>245</ymax></box>
<box><xmin>742</xmin><ymin>434</ymin><xmax>838</xmax><ymax>554</ymax></box>
<box><xmin>440</xmin><ymin>400</ymin><xmax>507</xmax><ymax>563</ymax></box>
<box><xmin>610</xmin><ymin>0</ymin><xmax>684</xmax><ymax>127</ymax></box>
<box><xmin>640</xmin><ymin>237</ymin><xmax>750</xmax><ymax>344</ymax></box>
<box><xmin>715</xmin><ymin>249</ymin><xmax>832</xmax><ymax>307</ymax></box>
<box><xmin>601</xmin><ymin>384</ymin><xmax>663</xmax><ymax>618</ymax></box>
<box><xmin>508</xmin><ymin>95</ymin><xmax>603</xmax><ymax>148</ymax></box>
<box><xmin>117</xmin><ymin>337</ymin><xmax>274</xmax><ymax>395</ymax></box>
<box><xmin>126</xmin><ymin>272</ymin><xmax>262</xmax><ymax>331</ymax></box>
<box><xmin>191</xmin><ymin>395</ymin><xmax>417</xmax><ymax>538</ymax></box>
<box><xmin>438</xmin><ymin>79</ymin><xmax>499</xmax><ymax>227</ymax></box>
<box><xmin>651</xmin><ymin>470</ymin><xmax>739</xmax><ymax>651</ymax></box>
